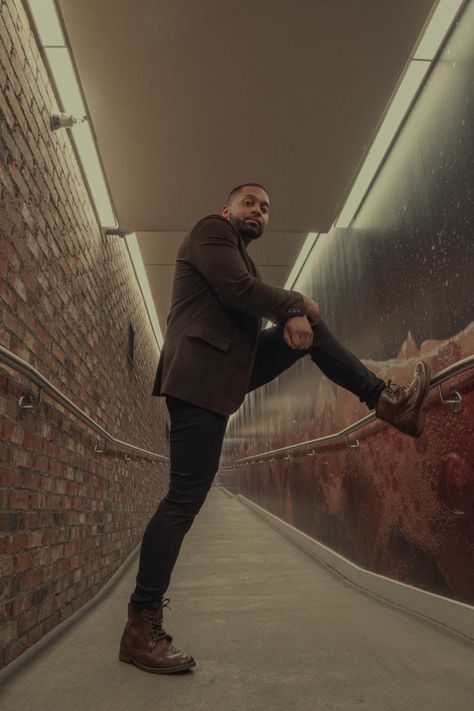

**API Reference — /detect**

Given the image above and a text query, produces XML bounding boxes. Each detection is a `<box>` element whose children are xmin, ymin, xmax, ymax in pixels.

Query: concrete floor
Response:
<box><xmin>1</xmin><ymin>487</ymin><xmax>473</xmax><ymax>711</ymax></box>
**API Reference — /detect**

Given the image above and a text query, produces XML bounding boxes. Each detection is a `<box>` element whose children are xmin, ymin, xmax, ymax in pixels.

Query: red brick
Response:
<box><xmin>3</xmin><ymin>636</ymin><xmax>28</xmax><ymax>665</ymax></box>
<box><xmin>4</xmin><ymin>197</ymin><xmax>24</xmax><ymax>233</ymax></box>
<box><xmin>20</xmin><ymin>568</ymin><xmax>44</xmax><ymax>590</ymax></box>
<box><xmin>0</xmin><ymin>15</ymin><xmax>13</xmax><ymax>57</ymax></box>
<box><xmin>0</xmin><ymin>555</ymin><xmax>14</xmax><ymax>577</ymax></box>
<box><xmin>26</xmin><ymin>622</ymin><xmax>45</xmax><ymax>647</ymax></box>
<box><xmin>0</xmin><ymin>159</ymin><xmax>16</xmax><ymax>199</ymax></box>
<box><xmin>4</xmin><ymin>83</ymin><xmax>28</xmax><ymax>134</ymax></box>
<box><xmin>3</xmin><ymin>2</ymin><xmax>22</xmax><ymax>48</ymax></box>
<box><xmin>22</xmin><ymin>431</ymin><xmax>43</xmax><ymax>453</ymax></box>
<box><xmin>13</xmin><ymin>552</ymin><xmax>34</xmax><ymax>572</ymax></box>
<box><xmin>8</xmin><ymin>489</ymin><xmax>29</xmax><ymax>510</ymax></box>
<box><xmin>7</xmin><ymin>160</ymin><xmax>29</xmax><ymax>201</ymax></box>
<box><xmin>17</xmin><ymin>608</ymin><xmax>39</xmax><ymax>635</ymax></box>
<box><xmin>0</xmin><ymin>621</ymin><xmax>18</xmax><ymax>647</ymax></box>
<box><xmin>8</xmin><ymin>592</ymin><xmax>32</xmax><ymax>617</ymax></box>
<box><xmin>0</xmin><ymin>532</ymin><xmax>28</xmax><ymax>555</ymax></box>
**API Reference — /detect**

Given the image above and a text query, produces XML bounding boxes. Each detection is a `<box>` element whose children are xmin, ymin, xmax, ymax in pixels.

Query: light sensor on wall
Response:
<box><xmin>50</xmin><ymin>113</ymin><xmax>87</xmax><ymax>131</ymax></box>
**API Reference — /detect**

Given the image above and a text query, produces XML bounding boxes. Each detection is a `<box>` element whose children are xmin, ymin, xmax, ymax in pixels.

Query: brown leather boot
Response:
<box><xmin>375</xmin><ymin>361</ymin><xmax>431</xmax><ymax>437</ymax></box>
<box><xmin>119</xmin><ymin>599</ymin><xmax>196</xmax><ymax>674</ymax></box>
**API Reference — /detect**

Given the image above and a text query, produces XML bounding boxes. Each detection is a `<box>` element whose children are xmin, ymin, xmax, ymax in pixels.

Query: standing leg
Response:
<box><xmin>120</xmin><ymin>395</ymin><xmax>228</xmax><ymax>674</ymax></box>
<box><xmin>131</xmin><ymin>395</ymin><xmax>228</xmax><ymax>609</ymax></box>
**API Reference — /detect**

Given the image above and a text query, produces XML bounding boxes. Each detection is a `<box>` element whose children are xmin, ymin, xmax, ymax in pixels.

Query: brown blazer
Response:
<box><xmin>152</xmin><ymin>215</ymin><xmax>305</xmax><ymax>415</ymax></box>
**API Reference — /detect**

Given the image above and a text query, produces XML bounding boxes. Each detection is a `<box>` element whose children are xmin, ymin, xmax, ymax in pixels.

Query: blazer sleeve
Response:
<box><xmin>189</xmin><ymin>217</ymin><xmax>306</xmax><ymax>324</ymax></box>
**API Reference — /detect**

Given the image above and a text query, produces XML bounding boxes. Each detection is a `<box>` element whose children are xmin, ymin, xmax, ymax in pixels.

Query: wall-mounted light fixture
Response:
<box><xmin>50</xmin><ymin>112</ymin><xmax>87</xmax><ymax>131</ymax></box>
<box><xmin>103</xmin><ymin>227</ymin><xmax>130</xmax><ymax>239</ymax></box>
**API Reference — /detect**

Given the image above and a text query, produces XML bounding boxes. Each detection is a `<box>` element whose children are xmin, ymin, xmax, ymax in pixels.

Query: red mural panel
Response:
<box><xmin>220</xmin><ymin>326</ymin><xmax>474</xmax><ymax>604</ymax></box>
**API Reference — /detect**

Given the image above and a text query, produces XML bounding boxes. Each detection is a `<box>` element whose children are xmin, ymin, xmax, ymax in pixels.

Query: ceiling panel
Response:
<box><xmin>57</xmin><ymin>0</ymin><xmax>436</xmax><ymax>233</ymax></box>
<box><xmin>55</xmin><ymin>0</ymin><xmax>437</xmax><ymax>336</ymax></box>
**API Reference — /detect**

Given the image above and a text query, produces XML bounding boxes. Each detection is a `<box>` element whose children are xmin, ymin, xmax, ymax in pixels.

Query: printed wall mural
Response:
<box><xmin>219</xmin><ymin>2</ymin><xmax>474</xmax><ymax>605</ymax></box>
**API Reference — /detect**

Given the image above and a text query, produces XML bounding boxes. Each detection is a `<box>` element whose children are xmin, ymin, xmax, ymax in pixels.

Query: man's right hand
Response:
<box><xmin>302</xmin><ymin>296</ymin><xmax>321</xmax><ymax>326</ymax></box>
<box><xmin>283</xmin><ymin>316</ymin><xmax>314</xmax><ymax>350</ymax></box>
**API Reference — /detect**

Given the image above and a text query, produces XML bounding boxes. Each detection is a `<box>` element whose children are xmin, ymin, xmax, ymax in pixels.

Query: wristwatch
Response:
<box><xmin>287</xmin><ymin>306</ymin><xmax>306</xmax><ymax>317</ymax></box>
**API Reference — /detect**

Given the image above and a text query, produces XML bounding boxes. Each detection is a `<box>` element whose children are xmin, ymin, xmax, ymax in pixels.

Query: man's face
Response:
<box><xmin>221</xmin><ymin>186</ymin><xmax>270</xmax><ymax>243</ymax></box>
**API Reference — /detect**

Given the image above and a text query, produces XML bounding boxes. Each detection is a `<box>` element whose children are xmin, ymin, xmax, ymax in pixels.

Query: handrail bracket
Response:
<box><xmin>346</xmin><ymin>435</ymin><xmax>360</xmax><ymax>449</ymax></box>
<box><xmin>19</xmin><ymin>386</ymin><xmax>44</xmax><ymax>409</ymax></box>
<box><xmin>95</xmin><ymin>440</ymin><xmax>107</xmax><ymax>454</ymax></box>
<box><xmin>437</xmin><ymin>384</ymin><xmax>462</xmax><ymax>413</ymax></box>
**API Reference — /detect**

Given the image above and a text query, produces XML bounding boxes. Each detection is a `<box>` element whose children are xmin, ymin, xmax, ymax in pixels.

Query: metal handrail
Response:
<box><xmin>0</xmin><ymin>344</ymin><xmax>169</xmax><ymax>464</ymax></box>
<box><xmin>230</xmin><ymin>355</ymin><xmax>473</xmax><ymax>466</ymax></box>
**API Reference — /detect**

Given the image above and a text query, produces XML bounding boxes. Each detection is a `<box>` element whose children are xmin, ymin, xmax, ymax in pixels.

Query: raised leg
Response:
<box><xmin>247</xmin><ymin>319</ymin><xmax>385</xmax><ymax>408</ymax></box>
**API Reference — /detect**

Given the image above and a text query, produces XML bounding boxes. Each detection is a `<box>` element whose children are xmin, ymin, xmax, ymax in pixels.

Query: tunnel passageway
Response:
<box><xmin>0</xmin><ymin>488</ymin><xmax>473</xmax><ymax>710</ymax></box>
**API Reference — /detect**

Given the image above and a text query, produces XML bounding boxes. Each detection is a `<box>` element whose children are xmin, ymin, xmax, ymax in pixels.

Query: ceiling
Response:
<box><xmin>56</xmin><ymin>0</ymin><xmax>437</xmax><ymax>332</ymax></box>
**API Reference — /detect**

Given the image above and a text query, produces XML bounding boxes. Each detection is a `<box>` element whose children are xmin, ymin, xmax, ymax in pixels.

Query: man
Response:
<box><xmin>119</xmin><ymin>184</ymin><xmax>430</xmax><ymax>674</ymax></box>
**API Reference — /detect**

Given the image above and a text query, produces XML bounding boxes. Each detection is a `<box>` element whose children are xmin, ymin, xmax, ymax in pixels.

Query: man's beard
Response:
<box><xmin>227</xmin><ymin>214</ymin><xmax>263</xmax><ymax>241</ymax></box>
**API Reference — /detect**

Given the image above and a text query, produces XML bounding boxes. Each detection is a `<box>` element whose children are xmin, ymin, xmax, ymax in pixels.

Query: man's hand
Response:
<box><xmin>283</xmin><ymin>316</ymin><xmax>314</xmax><ymax>350</ymax></box>
<box><xmin>302</xmin><ymin>296</ymin><xmax>321</xmax><ymax>326</ymax></box>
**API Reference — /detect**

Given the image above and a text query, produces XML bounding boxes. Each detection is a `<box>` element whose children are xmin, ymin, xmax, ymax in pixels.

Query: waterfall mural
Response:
<box><xmin>219</xmin><ymin>2</ymin><xmax>474</xmax><ymax>605</ymax></box>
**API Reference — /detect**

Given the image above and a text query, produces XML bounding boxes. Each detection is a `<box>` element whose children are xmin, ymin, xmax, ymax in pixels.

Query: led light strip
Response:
<box><xmin>284</xmin><ymin>232</ymin><xmax>319</xmax><ymax>290</ymax></box>
<box><xmin>125</xmin><ymin>234</ymin><xmax>164</xmax><ymax>348</ymax></box>
<box><xmin>335</xmin><ymin>0</ymin><xmax>466</xmax><ymax>229</ymax></box>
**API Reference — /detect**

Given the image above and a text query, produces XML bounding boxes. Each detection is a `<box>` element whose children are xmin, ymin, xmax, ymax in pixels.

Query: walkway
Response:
<box><xmin>1</xmin><ymin>488</ymin><xmax>473</xmax><ymax>710</ymax></box>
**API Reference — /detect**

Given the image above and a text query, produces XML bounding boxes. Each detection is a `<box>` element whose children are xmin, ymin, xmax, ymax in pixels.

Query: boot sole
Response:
<box><xmin>119</xmin><ymin>651</ymin><xmax>196</xmax><ymax>674</ymax></box>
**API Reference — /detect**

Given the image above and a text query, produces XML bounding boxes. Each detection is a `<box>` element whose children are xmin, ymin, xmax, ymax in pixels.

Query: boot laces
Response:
<box><xmin>145</xmin><ymin>599</ymin><xmax>173</xmax><ymax>643</ymax></box>
<box><xmin>386</xmin><ymin>379</ymin><xmax>406</xmax><ymax>396</ymax></box>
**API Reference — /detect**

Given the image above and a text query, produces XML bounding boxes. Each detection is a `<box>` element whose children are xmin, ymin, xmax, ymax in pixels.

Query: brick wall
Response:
<box><xmin>0</xmin><ymin>0</ymin><xmax>169</xmax><ymax>668</ymax></box>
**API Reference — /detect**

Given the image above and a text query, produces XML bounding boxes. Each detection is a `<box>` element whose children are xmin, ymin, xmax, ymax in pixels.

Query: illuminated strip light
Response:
<box><xmin>413</xmin><ymin>0</ymin><xmax>465</xmax><ymax>60</ymax></box>
<box><xmin>261</xmin><ymin>231</ymin><xmax>319</xmax><ymax>330</ymax></box>
<box><xmin>125</xmin><ymin>234</ymin><xmax>164</xmax><ymax>349</ymax></box>
<box><xmin>26</xmin><ymin>0</ymin><xmax>117</xmax><ymax>227</ymax></box>
<box><xmin>335</xmin><ymin>0</ymin><xmax>465</xmax><ymax>229</ymax></box>
<box><xmin>335</xmin><ymin>62</ymin><xmax>430</xmax><ymax>228</ymax></box>
<box><xmin>284</xmin><ymin>232</ymin><xmax>319</xmax><ymax>290</ymax></box>
<box><xmin>26</xmin><ymin>0</ymin><xmax>63</xmax><ymax>45</ymax></box>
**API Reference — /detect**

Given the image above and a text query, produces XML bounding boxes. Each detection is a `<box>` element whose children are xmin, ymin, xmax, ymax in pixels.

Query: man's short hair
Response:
<box><xmin>226</xmin><ymin>183</ymin><xmax>269</xmax><ymax>203</ymax></box>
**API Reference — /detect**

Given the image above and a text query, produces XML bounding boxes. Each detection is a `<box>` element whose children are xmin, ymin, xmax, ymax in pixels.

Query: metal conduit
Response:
<box><xmin>0</xmin><ymin>343</ymin><xmax>169</xmax><ymax>464</ymax></box>
<box><xmin>226</xmin><ymin>355</ymin><xmax>474</xmax><ymax>469</ymax></box>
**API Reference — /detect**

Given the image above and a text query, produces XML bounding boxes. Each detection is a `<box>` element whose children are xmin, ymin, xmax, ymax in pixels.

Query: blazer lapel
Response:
<box><xmin>236</xmin><ymin>234</ymin><xmax>260</xmax><ymax>279</ymax></box>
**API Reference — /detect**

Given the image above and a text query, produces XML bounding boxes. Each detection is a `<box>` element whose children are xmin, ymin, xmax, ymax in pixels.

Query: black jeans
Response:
<box><xmin>130</xmin><ymin>319</ymin><xmax>385</xmax><ymax>610</ymax></box>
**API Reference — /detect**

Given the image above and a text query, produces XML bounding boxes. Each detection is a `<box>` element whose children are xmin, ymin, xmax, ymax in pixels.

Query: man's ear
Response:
<box><xmin>221</xmin><ymin>204</ymin><xmax>230</xmax><ymax>219</ymax></box>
